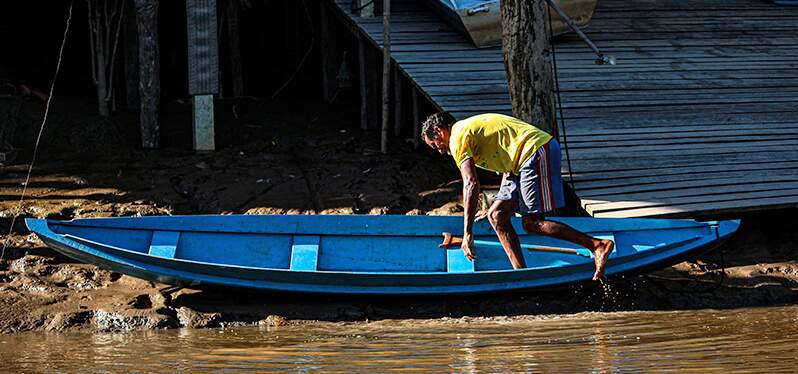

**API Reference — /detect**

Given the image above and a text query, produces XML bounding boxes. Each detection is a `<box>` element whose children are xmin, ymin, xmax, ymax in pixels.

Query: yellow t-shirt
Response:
<box><xmin>449</xmin><ymin>113</ymin><xmax>553</xmax><ymax>175</ymax></box>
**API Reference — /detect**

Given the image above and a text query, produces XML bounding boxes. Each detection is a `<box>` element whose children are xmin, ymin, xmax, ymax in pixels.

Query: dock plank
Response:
<box><xmin>328</xmin><ymin>0</ymin><xmax>798</xmax><ymax>218</ymax></box>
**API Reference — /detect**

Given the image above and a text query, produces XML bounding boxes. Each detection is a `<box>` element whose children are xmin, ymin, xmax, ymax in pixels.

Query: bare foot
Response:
<box><xmin>592</xmin><ymin>240</ymin><xmax>614</xmax><ymax>281</ymax></box>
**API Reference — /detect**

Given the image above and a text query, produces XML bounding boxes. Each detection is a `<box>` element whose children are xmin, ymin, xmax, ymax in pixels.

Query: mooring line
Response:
<box><xmin>271</xmin><ymin>0</ymin><xmax>315</xmax><ymax>100</ymax></box>
<box><xmin>547</xmin><ymin>6</ymin><xmax>576</xmax><ymax>192</ymax></box>
<box><xmin>1</xmin><ymin>1</ymin><xmax>74</xmax><ymax>262</ymax></box>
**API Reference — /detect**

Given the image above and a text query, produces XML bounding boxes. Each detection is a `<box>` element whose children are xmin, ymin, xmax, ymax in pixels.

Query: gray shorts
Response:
<box><xmin>494</xmin><ymin>139</ymin><xmax>565</xmax><ymax>215</ymax></box>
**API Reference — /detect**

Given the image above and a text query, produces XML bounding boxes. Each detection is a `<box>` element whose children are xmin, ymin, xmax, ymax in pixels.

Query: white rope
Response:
<box><xmin>270</xmin><ymin>0</ymin><xmax>315</xmax><ymax>99</ymax></box>
<box><xmin>1</xmin><ymin>1</ymin><xmax>74</xmax><ymax>262</ymax></box>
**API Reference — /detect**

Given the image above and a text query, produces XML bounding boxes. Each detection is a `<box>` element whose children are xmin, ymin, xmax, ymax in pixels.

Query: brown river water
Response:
<box><xmin>2</xmin><ymin>306</ymin><xmax>797</xmax><ymax>373</ymax></box>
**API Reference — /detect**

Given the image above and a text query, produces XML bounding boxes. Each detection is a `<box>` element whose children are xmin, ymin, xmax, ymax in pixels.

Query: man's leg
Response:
<box><xmin>518</xmin><ymin>140</ymin><xmax>613</xmax><ymax>280</ymax></box>
<box><xmin>522</xmin><ymin>214</ymin><xmax>614</xmax><ymax>280</ymax></box>
<box><xmin>486</xmin><ymin>199</ymin><xmax>526</xmax><ymax>269</ymax></box>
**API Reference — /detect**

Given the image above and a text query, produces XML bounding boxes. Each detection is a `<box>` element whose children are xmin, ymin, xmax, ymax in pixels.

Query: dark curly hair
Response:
<box><xmin>420</xmin><ymin>111</ymin><xmax>456</xmax><ymax>140</ymax></box>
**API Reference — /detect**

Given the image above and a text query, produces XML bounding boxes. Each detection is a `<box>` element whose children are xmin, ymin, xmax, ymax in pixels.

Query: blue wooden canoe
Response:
<box><xmin>25</xmin><ymin>215</ymin><xmax>739</xmax><ymax>295</ymax></box>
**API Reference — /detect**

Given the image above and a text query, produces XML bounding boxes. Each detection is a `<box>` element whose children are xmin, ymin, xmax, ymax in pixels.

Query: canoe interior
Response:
<box><xmin>43</xmin><ymin>215</ymin><xmax>732</xmax><ymax>274</ymax></box>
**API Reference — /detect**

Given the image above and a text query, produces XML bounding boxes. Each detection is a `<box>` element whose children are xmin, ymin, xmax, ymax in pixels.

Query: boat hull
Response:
<box><xmin>427</xmin><ymin>0</ymin><xmax>599</xmax><ymax>48</ymax></box>
<box><xmin>26</xmin><ymin>215</ymin><xmax>739</xmax><ymax>295</ymax></box>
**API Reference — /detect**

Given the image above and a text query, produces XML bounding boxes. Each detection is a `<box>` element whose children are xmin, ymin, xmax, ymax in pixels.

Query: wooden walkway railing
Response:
<box><xmin>327</xmin><ymin>0</ymin><xmax>798</xmax><ymax>218</ymax></box>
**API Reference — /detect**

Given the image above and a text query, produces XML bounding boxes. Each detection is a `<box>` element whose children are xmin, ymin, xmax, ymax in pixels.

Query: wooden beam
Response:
<box><xmin>290</xmin><ymin>236</ymin><xmax>320</xmax><ymax>271</ymax></box>
<box><xmin>320</xmin><ymin>2</ymin><xmax>339</xmax><ymax>102</ymax></box>
<box><xmin>284</xmin><ymin>1</ymin><xmax>311</xmax><ymax>94</ymax></box>
<box><xmin>148</xmin><ymin>231</ymin><xmax>181</xmax><ymax>259</ymax></box>
<box><xmin>225</xmin><ymin>0</ymin><xmax>244</xmax><ymax>97</ymax></box>
<box><xmin>193</xmin><ymin>95</ymin><xmax>215</xmax><ymax>151</ymax></box>
<box><xmin>393</xmin><ymin>66</ymin><xmax>403</xmax><ymax>137</ymax></box>
<box><xmin>357</xmin><ymin>35</ymin><xmax>379</xmax><ymax>130</ymax></box>
<box><xmin>381</xmin><ymin>0</ymin><xmax>391</xmax><ymax>153</ymax></box>
<box><xmin>186</xmin><ymin>0</ymin><xmax>219</xmax><ymax>151</ymax></box>
<box><xmin>412</xmin><ymin>87</ymin><xmax>420</xmax><ymax>149</ymax></box>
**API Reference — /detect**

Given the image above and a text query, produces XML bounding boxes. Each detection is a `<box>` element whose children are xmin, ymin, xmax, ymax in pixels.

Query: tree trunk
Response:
<box><xmin>96</xmin><ymin>40</ymin><xmax>109</xmax><ymax>116</ymax></box>
<box><xmin>123</xmin><ymin>0</ymin><xmax>140</xmax><ymax>111</ymax></box>
<box><xmin>319</xmin><ymin>2</ymin><xmax>338</xmax><ymax>102</ymax></box>
<box><xmin>501</xmin><ymin>0</ymin><xmax>557</xmax><ymax>138</ymax></box>
<box><xmin>358</xmin><ymin>36</ymin><xmax>379</xmax><ymax>130</ymax></box>
<box><xmin>87</xmin><ymin>0</ymin><xmax>124</xmax><ymax>117</ymax></box>
<box><xmin>225</xmin><ymin>0</ymin><xmax>244</xmax><ymax>97</ymax></box>
<box><xmin>134</xmin><ymin>0</ymin><xmax>160</xmax><ymax>149</ymax></box>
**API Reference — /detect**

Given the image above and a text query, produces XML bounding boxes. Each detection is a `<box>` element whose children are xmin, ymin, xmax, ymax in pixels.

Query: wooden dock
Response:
<box><xmin>327</xmin><ymin>0</ymin><xmax>798</xmax><ymax>218</ymax></box>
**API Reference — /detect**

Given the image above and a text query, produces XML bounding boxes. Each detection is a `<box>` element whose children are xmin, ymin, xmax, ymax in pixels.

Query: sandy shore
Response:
<box><xmin>1</xmin><ymin>97</ymin><xmax>797</xmax><ymax>333</ymax></box>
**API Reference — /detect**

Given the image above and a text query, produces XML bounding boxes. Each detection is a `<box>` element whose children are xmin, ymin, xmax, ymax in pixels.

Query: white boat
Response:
<box><xmin>427</xmin><ymin>0</ymin><xmax>599</xmax><ymax>48</ymax></box>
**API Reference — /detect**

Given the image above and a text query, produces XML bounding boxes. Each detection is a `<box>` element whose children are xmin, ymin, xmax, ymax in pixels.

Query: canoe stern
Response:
<box><xmin>426</xmin><ymin>0</ymin><xmax>599</xmax><ymax>48</ymax></box>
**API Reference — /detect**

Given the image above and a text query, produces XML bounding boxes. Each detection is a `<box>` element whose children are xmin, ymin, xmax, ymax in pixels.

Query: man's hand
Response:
<box><xmin>459</xmin><ymin>158</ymin><xmax>480</xmax><ymax>262</ymax></box>
<box><xmin>462</xmin><ymin>232</ymin><xmax>476</xmax><ymax>261</ymax></box>
<box><xmin>475</xmin><ymin>209</ymin><xmax>489</xmax><ymax>221</ymax></box>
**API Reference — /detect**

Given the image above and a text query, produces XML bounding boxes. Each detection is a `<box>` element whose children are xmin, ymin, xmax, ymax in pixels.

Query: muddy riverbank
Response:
<box><xmin>1</xmin><ymin>97</ymin><xmax>797</xmax><ymax>334</ymax></box>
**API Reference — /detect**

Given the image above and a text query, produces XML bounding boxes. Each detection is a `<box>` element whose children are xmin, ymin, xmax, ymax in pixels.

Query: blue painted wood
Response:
<box><xmin>447</xmin><ymin>249</ymin><xmax>475</xmax><ymax>273</ymax></box>
<box><xmin>23</xmin><ymin>214</ymin><xmax>741</xmax><ymax>295</ymax></box>
<box><xmin>148</xmin><ymin>231</ymin><xmax>180</xmax><ymax>259</ymax></box>
<box><xmin>177</xmin><ymin>232</ymin><xmax>292</xmax><ymax>269</ymax></box>
<box><xmin>318</xmin><ymin>235</ymin><xmax>445</xmax><ymax>272</ymax></box>
<box><xmin>290</xmin><ymin>236</ymin><xmax>320</xmax><ymax>271</ymax></box>
<box><xmin>52</xmin><ymin>215</ymin><xmax>708</xmax><ymax>236</ymax></box>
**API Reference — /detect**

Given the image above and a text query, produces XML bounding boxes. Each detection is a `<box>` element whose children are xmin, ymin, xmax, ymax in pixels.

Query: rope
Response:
<box><xmin>352</xmin><ymin>0</ymin><xmax>375</xmax><ymax>13</ymax></box>
<box><xmin>1</xmin><ymin>1</ymin><xmax>74</xmax><ymax>262</ymax></box>
<box><xmin>271</xmin><ymin>0</ymin><xmax>315</xmax><ymax>99</ymax></box>
<box><xmin>547</xmin><ymin>7</ymin><xmax>576</xmax><ymax>191</ymax></box>
<box><xmin>644</xmin><ymin>249</ymin><xmax>728</xmax><ymax>294</ymax></box>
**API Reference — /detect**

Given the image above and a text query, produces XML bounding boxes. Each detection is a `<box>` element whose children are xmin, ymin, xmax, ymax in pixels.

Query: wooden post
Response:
<box><xmin>501</xmin><ymin>0</ymin><xmax>557</xmax><ymax>138</ymax></box>
<box><xmin>380</xmin><ymin>0</ymin><xmax>391</xmax><ymax>154</ymax></box>
<box><xmin>358</xmin><ymin>36</ymin><xmax>369</xmax><ymax>130</ymax></box>
<box><xmin>225</xmin><ymin>0</ymin><xmax>244</xmax><ymax>97</ymax></box>
<box><xmin>193</xmin><ymin>95</ymin><xmax>215</xmax><ymax>151</ymax></box>
<box><xmin>134</xmin><ymin>0</ymin><xmax>160</xmax><ymax>149</ymax></box>
<box><xmin>357</xmin><ymin>36</ymin><xmax>378</xmax><ymax>130</ymax></box>
<box><xmin>319</xmin><ymin>2</ymin><xmax>338</xmax><ymax>102</ymax></box>
<box><xmin>393</xmin><ymin>66</ymin><xmax>402</xmax><ymax>137</ymax></box>
<box><xmin>186</xmin><ymin>0</ymin><xmax>219</xmax><ymax>151</ymax></box>
<box><xmin>88</xmin><ymin>0</ymin><xmax>109</xmax><ymax>117</ymax></box>
<box><xmin>412</xmin><ymin>88</ymin><xmax>420</xmax><ymax>150</ymax></box>
<box><xmin>285</xmin><ymin>1</ymin><xmax>311</xmax><ymax>94</ymax></box>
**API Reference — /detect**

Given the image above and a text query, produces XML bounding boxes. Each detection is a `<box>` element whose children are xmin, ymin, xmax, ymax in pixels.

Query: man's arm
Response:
<box><xmin>459</xmin><ymin>157</ymin><xmax>480</xmax><ymax>260</ymax></box>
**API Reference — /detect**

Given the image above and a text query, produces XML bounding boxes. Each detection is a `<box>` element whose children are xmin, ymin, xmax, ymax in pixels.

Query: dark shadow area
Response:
<box><xmin>0</xmin><ymin>0</ymin><xmax>489</xmax><ymax>226</ymax></box>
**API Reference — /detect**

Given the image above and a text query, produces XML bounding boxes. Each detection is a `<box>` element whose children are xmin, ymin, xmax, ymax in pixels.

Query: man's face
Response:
<box><xmin>424</xmin><ymin>131</ymin><xmax>450</xmax><ymax>155</ymax></box>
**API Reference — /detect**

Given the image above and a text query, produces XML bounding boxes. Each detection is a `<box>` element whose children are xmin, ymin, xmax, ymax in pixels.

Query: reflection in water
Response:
<box><xmin>455</xmin><ymin>334</ymin><xmax>478</xmax><ymax>372</ymax></box>
<box><xmin>2</xmin><ymin>306</ymin><xmax>798</xmax><ymax>372</ymax></box>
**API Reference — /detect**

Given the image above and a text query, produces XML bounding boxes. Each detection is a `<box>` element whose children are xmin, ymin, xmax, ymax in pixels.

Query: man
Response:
<box><xmin>422</xmin><ymin>112</ymin><xmax>613</xmax><ymax>281</ymax></box>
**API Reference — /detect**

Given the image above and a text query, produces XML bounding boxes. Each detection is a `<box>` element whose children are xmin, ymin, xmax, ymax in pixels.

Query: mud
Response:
<box><xmin>1</xmin><ymin>97</ymin><xmax>797</xmax><ymax>334</ymax></box>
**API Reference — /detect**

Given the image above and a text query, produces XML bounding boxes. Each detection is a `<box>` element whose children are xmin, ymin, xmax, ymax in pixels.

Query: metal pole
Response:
<box><xmin>543</xmin><ymin>0</ymin><xmax>615</xmax><ymax>65</ymax></box>
<box><xmin>381</xmin><ymin>0</ymin><xmax>391</xmax><ymax>154</ymax></box>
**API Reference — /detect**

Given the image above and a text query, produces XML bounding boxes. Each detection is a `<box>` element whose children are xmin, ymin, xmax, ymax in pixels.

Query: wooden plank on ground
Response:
<box><xmin>585</xmin><ymin>187</ymin><xmax>798</xmax><ymax>215</ymax></box>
